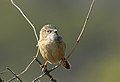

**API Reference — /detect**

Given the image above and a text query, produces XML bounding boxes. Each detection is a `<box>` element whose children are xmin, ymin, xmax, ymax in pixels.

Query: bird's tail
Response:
<box><xmin>61</xmin><ymin>58</ymin><xmax>71</xmax><ymax>69</ymax></box>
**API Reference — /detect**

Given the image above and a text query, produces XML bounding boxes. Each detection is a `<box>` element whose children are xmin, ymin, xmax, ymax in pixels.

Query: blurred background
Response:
<box><xmin>0</xmin><ymin>0</ymin><xmax>120</xmax><ymax>82</ymax></box>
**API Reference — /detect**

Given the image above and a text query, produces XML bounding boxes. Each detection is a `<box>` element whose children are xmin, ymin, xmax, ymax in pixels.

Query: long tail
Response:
<box><xmin>61</xmin><ymin>58</ymin><xmax>71</xmax><ymax>69</ymax></box>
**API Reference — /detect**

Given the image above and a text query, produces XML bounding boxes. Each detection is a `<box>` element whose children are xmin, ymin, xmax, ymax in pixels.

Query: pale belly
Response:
<box><xmin>39</xmin><ymin>41</ymin><xmax>65</xmax><ymax>64</ymax></box>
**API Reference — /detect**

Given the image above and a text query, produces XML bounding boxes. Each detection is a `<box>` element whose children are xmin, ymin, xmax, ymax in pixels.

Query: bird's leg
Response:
<box><xmin>41</xmin><ymin>61</ymin><xmax>48</xmax><ymax>72</ymax></box>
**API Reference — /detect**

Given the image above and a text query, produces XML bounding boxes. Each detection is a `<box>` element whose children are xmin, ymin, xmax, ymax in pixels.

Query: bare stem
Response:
<box><xmin>32</xmin><ymin>58</ymin><xmax>58</xmax><ymax>82</ymax></box>
<box><xmin>10</xmin><ymin>0</ymin><xmax>40</xmax><ymax>75</ymax></box>
<box><xmin>7</xmin><ymin>0</ymin><xmax>40</xmax><ymax>81</ymax></box>
<box><xmin>67</xmin><ymin>0</ymin><xmax>95</xmax><ymax>59</ymax></box>
<box><xmin>10</xmin><ymin>0</ymin><xmax>38</xmax><ymax>41</ymax></box>
<box><xmin>7</xmin><ymin>48</ymin><xmax>39</xmax><ymax>82</ymax></box>
<box><xmin>77</xmin><ymin>0</ymin><xmax>95</xmax><ymax>43</ymax></box>
<box><xmin>6</xmin><ymin>67</ymin><xmax>23</xmax><ymax>82</ymax></box>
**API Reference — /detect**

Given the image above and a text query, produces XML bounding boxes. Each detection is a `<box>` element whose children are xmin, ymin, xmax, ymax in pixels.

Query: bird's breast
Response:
<box><xmin>39</xmin><ymin>40</ymin><xmax>65</xmax><ymax>64</ymax></box>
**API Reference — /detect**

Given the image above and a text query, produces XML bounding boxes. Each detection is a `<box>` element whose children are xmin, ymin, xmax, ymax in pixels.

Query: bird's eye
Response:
<box><xmin>47</xmin><ymin>30</ymin><xmax>52</xmax><ymax>33</ymax></box>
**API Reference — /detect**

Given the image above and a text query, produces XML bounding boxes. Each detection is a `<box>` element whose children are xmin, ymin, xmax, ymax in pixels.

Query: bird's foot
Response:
<box><xmin>40</xmin><ymin>65</ymin><xmax>47</xmax><ymax>72</ymax></box>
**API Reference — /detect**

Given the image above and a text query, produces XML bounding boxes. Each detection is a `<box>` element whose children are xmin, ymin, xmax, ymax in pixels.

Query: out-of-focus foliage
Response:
<box><xmin>0</xmin><ymin>0</ymin><xmax>120</xmax><ymax>82</ymax></box>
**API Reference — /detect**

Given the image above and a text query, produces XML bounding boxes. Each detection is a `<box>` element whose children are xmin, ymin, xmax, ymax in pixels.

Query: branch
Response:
<box><xmin>7</xmin><ymin>0</ymin><xmax>40</xmax><ymax>81</ymax></box>
<box><xmin>18</xmin><ymin>48</ymin><xmax>39</xmax><ymax>76</ymax></box>
<box><xmin>32</xmin><ymin>57</ymin><xmax>59</xmax><ymax>82</ymax></box>
<box><xmin>7</xmin><ymin>48</ymin><xmax>39</xmax><ymax>82</ymax></box>
<box><xmin>10</xmin><ymin>0</ymin><xmax>38</xmax><ymax>41</ymax></box>
<box><xmin>6</xmin><ymin>67</ymin><xmax>23</xmax><ymax>82</ymax></box>
<box><xmin>67</xmin><ymin>0</ymin><xmax>95</xmax><ymax>59</ymax></box>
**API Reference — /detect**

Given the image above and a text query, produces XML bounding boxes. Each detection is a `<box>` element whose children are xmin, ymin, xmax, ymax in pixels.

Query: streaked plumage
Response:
<box><xmin>38</xmin><ymin>24</ymin><xmax>71</xmax><ymax>69</ymax></box>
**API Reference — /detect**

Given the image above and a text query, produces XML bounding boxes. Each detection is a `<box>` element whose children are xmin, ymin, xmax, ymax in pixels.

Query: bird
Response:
<box><xmin>38</xmin><ymin>24</ymin><xmax>71</xmax><ymax>71</ymax></box>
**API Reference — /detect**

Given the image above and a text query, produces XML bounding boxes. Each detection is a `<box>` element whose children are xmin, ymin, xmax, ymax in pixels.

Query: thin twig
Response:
<box><xmin>10</xmin><ymin>0</ymin><xmax>38</xmax><ymax>41</ymax></box>
<box><xmin>7</xmin><ymin>0</ymin><xmax>40</xmax><ymax>81</ymax></box>
<box><xmin>10</xmin><ymin>0</ymin><xmax>40</xmax><ymax>78</ymax></box>
<box><xmin>32</xmin><ymin>58</ymin><xmax>58</xmax><ymax>82</ymax></box>
<box><xmin>18</xmin><ymin>48</ymin><xmax>39</xmax><ymax>76</ymax></box>
<box><xmin>33</xmin><ymin>72</ymin><xmax>56</xmax><ymax>82</ymax></box>
<box><xmin>67</xmin><ymin>0</ymin><xmax>95</xmax><ymax>59</ymax></box>
<box><xmin>77</xmin><ymin>0</ymin><xmax>95</xmax><ymax>43</ymax></box>
<box><xmin>7</xmin><ymin>48</ymin><xmax>39</xmax><ymax>82</ymax></box>
<box><xmin>6</xmin><ymin>67</ymin><xmax>23</xmax><ymax>82</ymax></box>
<box><xmin>49</xmin><ymin>64</ymin><xmax>60</xmax><ymax>72</ymax></box>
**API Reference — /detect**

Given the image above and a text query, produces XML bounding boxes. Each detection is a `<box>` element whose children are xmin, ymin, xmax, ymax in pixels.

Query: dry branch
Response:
<box><xmin>10</xmin><ymin>0</ymin><xmax>38</xmax><ymax>41</ymax></box>
<box><xmin>32</xmin><ymin>57</ymin><xmax>59</xmax><ymax>82</ymax></box>
<box><xmin>7</xmin><ymin>48</ymin><xmax>39</xmax><ymax>82</ymax></box>
<box><xmin>67</xmin><ymin>0</ymin><xmax>95</xmax><ymax>59</ymax></box>
<box><xmin>6</xmin><ymin>67</ymin><xmax>23</xmax><ymax>82</ymax></box>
